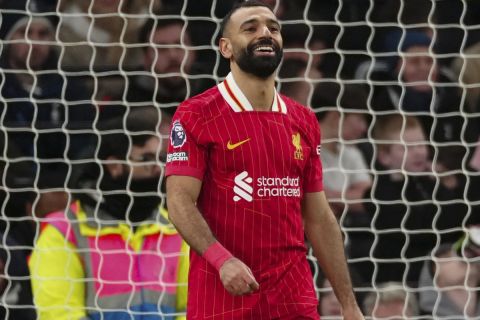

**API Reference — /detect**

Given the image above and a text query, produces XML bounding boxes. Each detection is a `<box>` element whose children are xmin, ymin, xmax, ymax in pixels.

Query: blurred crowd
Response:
<box><xmin>0</xmin><ymin>0</ymin><xmax>479</xmax><ymax>319</ymax></box>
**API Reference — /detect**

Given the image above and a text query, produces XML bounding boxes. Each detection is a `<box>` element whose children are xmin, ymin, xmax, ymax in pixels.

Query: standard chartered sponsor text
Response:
<box><xmin>256</xmin><ymin>176</ymin><xmax>301</xmax><ymax>197</ymax></box>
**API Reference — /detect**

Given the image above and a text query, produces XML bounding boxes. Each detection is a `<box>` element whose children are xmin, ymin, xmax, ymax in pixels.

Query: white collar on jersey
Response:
<box><xmin>218</xmin><ymin>72</ymin><xmax>287</xmax><ymax>113</ymax></box>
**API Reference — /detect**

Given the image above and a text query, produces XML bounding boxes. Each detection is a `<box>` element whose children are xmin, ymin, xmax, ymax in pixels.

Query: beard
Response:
<box><xmin>236</xmin><ymin>38</ymin><xmax>283</xmax><ymax>79</ymax></box>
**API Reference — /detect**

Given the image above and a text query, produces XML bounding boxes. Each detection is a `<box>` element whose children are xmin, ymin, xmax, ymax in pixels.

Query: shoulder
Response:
<box><xmin>282</xmin><ymin>95</ymin><xmax>320</xmax><ymax>133</ymax></box>
<box><xmin>175</xmin><ymin>85</ymin><xmax>229</xmax><ymax>123</ymax></box>
<box><xmin>39</xmin><ymin>204</ymin><xmax>79</xmax><ymax>244</ymax></box>
<box><xmin>179</xmin><ymin>86</ymin><xmax>221</xmax><ymax>110</ymax></box>
<box><xmin>282</xmin><ymin>94</ymin><xmax>317</xmax><ymax>121</ymax></box>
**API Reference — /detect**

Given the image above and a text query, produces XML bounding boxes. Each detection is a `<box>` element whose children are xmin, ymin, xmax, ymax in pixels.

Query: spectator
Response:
<box><xmin>57</xmin><ymin>0</ymin><xmax>161</xmax><ymax>69</ymax></box>
<box><xmin>0</xmin><ymin>232</ymin><xmax>36</xmax><ymax>320</ymax></box>
<box><xmin>451</xmin><ymin>41</ymin><xmax>480</xmax><ymax>113</ymax></box>
<box><xmin>451</xmin><ymin>42</ymin><xmax>480</xmax><ymax>172</ymax></box>
<box><xmin>278</xmin><ymin>58</ymin><xmax>322</xmax><ymax>106</ymax></box>
<box><xmin>418</xmin><ymin>240</ymin><xmax>480</xmax><ymax>317</ymax></box>
<box><xmin>311</xmin><ymin>82</ymin><xmax>371</xmax><ymax>217</ymax></box>
<box><xmin>0</xmin><ymin>135</ymin><xmax>69</xmax><ymax>255</ymax></box>
<box><xmin>434</xmin><ymin>146</ymin><xmax>480</xmax><ymax>244</ymax></box>
<box><xmin>281</xmin><ymin>21</ymin><xmax>331</xmax><ymax>76</ymax></box>
<box><xmin>363</xmin><ymin>282</ymin><xmax>419</xmax><ymax>319</ymax></box>
<box><xmin>0</xmin><ymin>0</ymin><xmax>95</xmax><ymax>216</ymax></box>
<box><xmin>29</xmin><ymin>107</ymin><xmax>188</xmax><ymax>320</ymax></box>
<box><xmin>362</xmin><ymin>29</ymin><xmax>478</xmax><ymax>154</ymax></box>
<box><xmin>348</xmin><ymin>114</ymin><xmax>454</xmax><ymax>286</ymax></box>
<box><xmin>100</xmin><ymin>7</ymin><xmax>214</xmax><ymax>121</ymax></box>
<box><xmin>0</xmin><ymin>162</ymin><xmax>70</xmax><ymax>253</ymax></box>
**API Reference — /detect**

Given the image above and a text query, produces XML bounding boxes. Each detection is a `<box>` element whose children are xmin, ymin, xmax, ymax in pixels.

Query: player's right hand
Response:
<box><xmin>219</xmin><ymin>257</ymin><xmax>260</xmax><ymax>296</ymax></box>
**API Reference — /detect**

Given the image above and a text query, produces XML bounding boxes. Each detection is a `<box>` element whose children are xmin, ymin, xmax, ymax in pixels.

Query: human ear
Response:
<box><xmin>219</xmin><ymin>38</ymin><xmax>233</xmax><ymax>59</ymax></box>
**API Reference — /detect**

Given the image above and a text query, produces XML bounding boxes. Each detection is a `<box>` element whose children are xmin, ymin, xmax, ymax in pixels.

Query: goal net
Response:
<box><xmin>0</xmin><ymin>0</ymin><xmax>479</xmax><ymax>319</ymax></box>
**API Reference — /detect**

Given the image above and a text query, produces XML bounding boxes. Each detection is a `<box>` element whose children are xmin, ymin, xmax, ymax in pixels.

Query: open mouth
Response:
<box><xmin>253</xmin><ymin>44</ymin><xmax>275</xmax><ymax>56</ymax></box>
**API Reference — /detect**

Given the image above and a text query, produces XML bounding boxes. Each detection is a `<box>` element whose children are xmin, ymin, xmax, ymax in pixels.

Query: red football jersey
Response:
<box><xmin>166</xmin><ymin>73</ymin><xmax>323</xmax><ymax>319</ymax></box>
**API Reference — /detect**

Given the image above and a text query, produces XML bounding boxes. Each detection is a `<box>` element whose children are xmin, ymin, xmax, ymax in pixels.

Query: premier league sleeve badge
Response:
<box><xmin>170</xmin><ymin>120</ymin><xmax>187</xmax><ymax>148</ymax></box>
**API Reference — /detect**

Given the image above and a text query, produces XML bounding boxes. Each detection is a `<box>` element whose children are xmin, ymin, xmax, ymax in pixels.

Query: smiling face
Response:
<box><xmin>144</xmin><ymin>22</ymin><xmax>195</xmax><ymax>90</ymax></box>
<box><xmin>219</xmin><ymin>6</ymin><xmax>283</xmax><ymax>78</ymax></box>
<box><xmin>379</xmin><ymin>126</ymin><xmax>429</xmax><ymax>172</ymax></box>
<box><xmin>397</xmin><ymin>46</ymin><xmax>438</xmax><ymax>92</ymax></box>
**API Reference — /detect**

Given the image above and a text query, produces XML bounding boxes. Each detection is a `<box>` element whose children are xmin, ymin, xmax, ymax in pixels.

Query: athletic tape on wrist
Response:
<box><xmin>203</xmin><ymin>241</ymin><xmax>233</xmax><ymax>271</ymax></box>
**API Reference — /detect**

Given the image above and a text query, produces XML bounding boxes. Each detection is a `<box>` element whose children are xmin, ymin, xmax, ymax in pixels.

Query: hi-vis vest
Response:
<box><xmin>30</xmin><ymin>201</ymin><xmax>188</xmax><ymax>320</ymax></box>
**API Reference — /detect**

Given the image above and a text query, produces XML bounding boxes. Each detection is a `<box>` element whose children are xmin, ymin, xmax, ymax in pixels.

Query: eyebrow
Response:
<box><xmin>239</xmin><ymin>17</ymin><xmax>280</xmax><ymax>29</ymax></box>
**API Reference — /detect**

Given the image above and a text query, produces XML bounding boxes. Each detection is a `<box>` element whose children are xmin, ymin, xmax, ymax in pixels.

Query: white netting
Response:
<box><xmin>0</xmin><ymin>0</ymin><xmax>479</xmax><ymax>319</ymax></box>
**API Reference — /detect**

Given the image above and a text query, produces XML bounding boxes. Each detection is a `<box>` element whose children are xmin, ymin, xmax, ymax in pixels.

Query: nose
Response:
<box><xmin>409</xmin><ymin>144</ymin><xmax>425</xmax><ymax>156</ymax></box>
<box><xmin>29</xmin><ymin>31</ymin><xmax>43</xmax><ymax>42</ymax></box>
<box><xmin>166</xmin><ymin>47</ymin><xmax>185</xmax><ymax>65</ymax></box>
<box><xmin>419</xmin><ymin>56</ymin><xmax>434</xmax><ymax>72</ymax></box>
<box><xmin>260</xmin><ymin>25</ymin><xmax>272</xmax><ymax>37</ymax></box>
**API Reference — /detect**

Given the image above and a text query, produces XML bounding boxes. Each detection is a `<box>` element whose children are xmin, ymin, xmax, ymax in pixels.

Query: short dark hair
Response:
<box><xmin>219</xmin><ymin>0</ymin><xmax>274</xmax><ymax>37</ymax></box>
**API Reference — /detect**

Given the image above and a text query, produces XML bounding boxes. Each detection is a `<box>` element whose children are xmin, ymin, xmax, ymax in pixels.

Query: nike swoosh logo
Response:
<box><xmin>227</xmin><ymin>138</ymin><xmax>250</xmax><ymax>150</ymax></box>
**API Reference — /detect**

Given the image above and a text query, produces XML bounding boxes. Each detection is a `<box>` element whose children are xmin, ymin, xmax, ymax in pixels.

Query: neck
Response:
<box><xmin>230</xmin><ymin>64</ymin><xmax>276</xmax><ymax>111</ymax></box>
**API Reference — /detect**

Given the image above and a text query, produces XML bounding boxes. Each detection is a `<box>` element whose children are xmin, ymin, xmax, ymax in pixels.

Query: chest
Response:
<box><xmin>204</xmin><ymin>112</ymin><xmax>312</xmax><ymax>176</ymax></box>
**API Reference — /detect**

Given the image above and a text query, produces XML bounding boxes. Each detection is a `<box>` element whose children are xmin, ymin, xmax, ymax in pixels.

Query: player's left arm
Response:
<box><xmin>302</xmin><ymin>191</ymin><xmax>364</xmax><ymax>320</ymax></box>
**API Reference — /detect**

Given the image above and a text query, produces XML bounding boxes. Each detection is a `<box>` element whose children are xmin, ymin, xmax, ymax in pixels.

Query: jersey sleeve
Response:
<box><xmin>165</xmin><ymin>102</ymin><xmax>207</xmax><ymax>180</ymax></box>
<box><xmin>303</xmin><ymin>111</ymin><xmax>324</xmax><ymax>193</ymax></box>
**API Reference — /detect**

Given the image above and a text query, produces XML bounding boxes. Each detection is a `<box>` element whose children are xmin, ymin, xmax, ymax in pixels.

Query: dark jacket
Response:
<box><xmin>348</xmin><ymin>164</ymin><xmax>473</xmax><ymax>286</ymax></box>
<box><xmin>0</xmin><ymin>55</ymin><xmax>95</xmax><ymax>167</ymax></box>
<box><xmin>369</xmin><ymin>66</ymin><xmax>478</xmax><ymax>147</ymax></box>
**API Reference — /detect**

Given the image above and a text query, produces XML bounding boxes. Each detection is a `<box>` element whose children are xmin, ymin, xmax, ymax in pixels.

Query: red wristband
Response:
<box><xmin>202</xmin><ymin>241</ymin><xmax>233</xmax><ymax>271</ymax></box>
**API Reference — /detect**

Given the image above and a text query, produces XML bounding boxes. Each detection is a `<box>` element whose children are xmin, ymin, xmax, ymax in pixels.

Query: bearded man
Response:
<box><xmin>165</xmin><ymin>1</ymin><xmax>363</xmax><ymax>319</ymax></box>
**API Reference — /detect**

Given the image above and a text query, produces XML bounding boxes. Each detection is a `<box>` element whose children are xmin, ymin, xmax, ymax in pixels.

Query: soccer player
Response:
<box><xmin>166</xmin><ymin>1</ymin><xmax>363</xmax><ymax>319</ymax></box>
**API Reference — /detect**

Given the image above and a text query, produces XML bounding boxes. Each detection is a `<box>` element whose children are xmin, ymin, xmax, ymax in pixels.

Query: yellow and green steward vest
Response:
<box><xmin>29</xmin><ymin>201</ymin><xmax>189</xmax><ymax>320</ymax></box>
